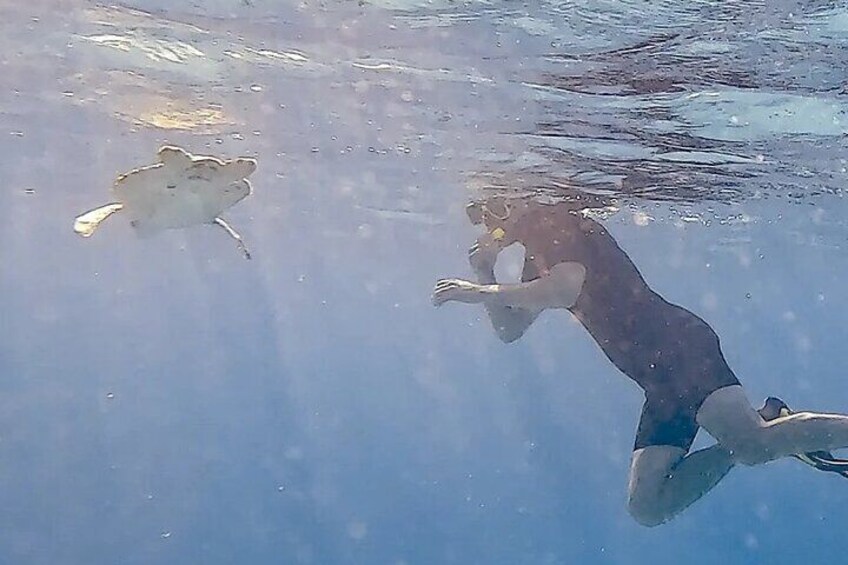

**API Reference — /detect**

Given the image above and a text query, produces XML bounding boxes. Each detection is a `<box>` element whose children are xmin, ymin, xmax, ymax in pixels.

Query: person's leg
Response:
<box><xmin>628</xmin><ymin>444</ymin><xmax>734</xmax><ymax>527</ymax></box>
<box><xmin>697</xmin><ymin>384</ymin><xmax>848</xmax><ymax>466</ymax></box>
<box><xmin>627</xmin><ymin>400</ymin><xmax>735</xmax><ymax>527</ymax></box>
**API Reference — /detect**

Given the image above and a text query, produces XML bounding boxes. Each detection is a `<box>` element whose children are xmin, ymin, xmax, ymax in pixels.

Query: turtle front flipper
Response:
<box><xmin>213</xmin><ymin>217</ymin><xmax>251</xmax><ymax>260</ymax></box>
<box><xmin>73</xmin><ymin>203</ymin><xmax>125</xmax><ymax>237</ymax></box>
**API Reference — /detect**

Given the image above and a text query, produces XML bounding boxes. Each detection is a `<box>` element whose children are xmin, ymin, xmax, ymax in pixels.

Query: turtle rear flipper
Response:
<box><xmin>73</xmin><ymin>203</ymin><xmax>124</xmax><ymax>237</ymax></box>
<box><xmin>223</xmin><ymin>158</ymin><xmax>257</xmax><ymax>182</ymax></box>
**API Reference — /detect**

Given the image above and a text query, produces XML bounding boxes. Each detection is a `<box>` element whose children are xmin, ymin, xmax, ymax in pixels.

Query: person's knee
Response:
<box><xmin>626</xmin><ymin>446</ymin><xmax>685</xmax><ymax>526</ymax></box>
<box><xmin>697</xmin><ymin>386</ymin><xmax>775</xmax><ymax>466</ymax></box>
<box><xmin>722</xmin><ymin>430</ymin><xmax>774</xmax><ymax>466</ymax></box>
<box><xmin>494</xmin><ymin>325</ymin><xmax>523</xmax><ymax>343</ymax></box>
<box><xmin>627</xmin><ymin>496</ymin><xmax>668</xmax><ymax>527</ymax></box>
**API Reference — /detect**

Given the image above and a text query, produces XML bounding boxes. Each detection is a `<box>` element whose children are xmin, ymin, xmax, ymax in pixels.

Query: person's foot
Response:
<box><xmin>758</xmin><ymin>396</ymin><xmax>790</xmax><ymax>421</ymax></box>
<box><xmin>758</xmin><ymin>396</ymin><xmax>848</xmax><ymax>478</ymax></box>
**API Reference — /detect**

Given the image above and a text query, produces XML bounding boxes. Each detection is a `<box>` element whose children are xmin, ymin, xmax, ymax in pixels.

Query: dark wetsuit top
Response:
<box><xmin>510</xmin><ymin>205</ymin><xmax>739</xmax><ymax>450</ymax></box>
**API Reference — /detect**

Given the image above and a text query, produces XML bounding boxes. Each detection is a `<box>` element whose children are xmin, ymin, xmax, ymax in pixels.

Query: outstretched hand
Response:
<box><xmin>432</xmin><ymin>278</ymin><xmax>487</xmax><ymax>307</ymax></box>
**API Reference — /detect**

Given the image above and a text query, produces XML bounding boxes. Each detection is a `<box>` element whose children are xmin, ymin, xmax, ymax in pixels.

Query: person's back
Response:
<box><xmin>510</xmin><ymin>204</ymin><xmax>736</xmax><ymax>411</ymax></box>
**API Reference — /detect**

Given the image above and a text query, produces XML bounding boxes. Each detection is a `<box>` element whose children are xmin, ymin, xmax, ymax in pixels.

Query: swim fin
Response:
<box><xmin>758</xmin><ymin>397</ymin><xmax>848</xmax><ymax>479</ymax></box>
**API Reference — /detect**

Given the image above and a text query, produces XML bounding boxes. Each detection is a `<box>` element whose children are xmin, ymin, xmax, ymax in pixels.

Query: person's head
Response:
<box><xmin>465</xmin><ymin>195</ymin><xmax>538</xmax><ymax>230</ymax></box>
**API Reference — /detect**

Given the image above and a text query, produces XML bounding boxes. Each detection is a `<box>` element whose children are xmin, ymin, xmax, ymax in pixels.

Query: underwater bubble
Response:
<box><xmin>744</xmin><ymin>533</ymin><xmax>758</xmax><ymax>550</ymax></box>
<box><xmin>632</xmin><ymin>211</ymin><xmax>651</xmax><ymax>226</ymax></box>
<box><xmin>285</xmin><ymin>446</ymin><xmax>303</xmax><ymax>460</ymax></box>
<box><xmin>347</xmin><ymin>521</ymin><xmax>368</xmax><ymax>541</ymax></box>
<box><xmin>357</xmin><ymin>224</ymin><xmax>374</xmax><ymax>239</ymax></box>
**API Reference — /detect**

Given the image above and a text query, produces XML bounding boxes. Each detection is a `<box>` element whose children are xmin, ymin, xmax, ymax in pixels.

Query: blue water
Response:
<box><xmin>2</xmin><ymin>0</ymin><xmax>848</xmax><ymax>563</ymax></box>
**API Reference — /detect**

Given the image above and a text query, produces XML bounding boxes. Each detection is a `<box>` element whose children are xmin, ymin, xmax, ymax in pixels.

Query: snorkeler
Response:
<box><xmin>433</xmin><ymin>196</ymin><xmax>848</xmax><ymax>526</ymax></box>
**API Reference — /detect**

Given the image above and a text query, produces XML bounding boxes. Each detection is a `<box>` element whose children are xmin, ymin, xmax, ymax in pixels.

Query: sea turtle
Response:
<box><xmin>73</xmin><ymin>145</ymin><xmax>257</xmax><ymax>259</ymax></box>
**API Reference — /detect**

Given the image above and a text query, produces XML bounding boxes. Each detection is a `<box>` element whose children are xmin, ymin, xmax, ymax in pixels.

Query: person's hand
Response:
<box><xmin>432</xmin><ymin>278</ymin><xmax>487</xmax><ymax>307</ymax></box>
<box><xmin>468</xmin><ymin>232</ymin><xmax>501</xmax><ymax>277</ymax></box>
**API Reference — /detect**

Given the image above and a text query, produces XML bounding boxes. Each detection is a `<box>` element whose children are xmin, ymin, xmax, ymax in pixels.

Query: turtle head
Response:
<box><xmin>157</xmin><ymin>145</ymin><xmax>193</xmax><ymax>168</ymax></box>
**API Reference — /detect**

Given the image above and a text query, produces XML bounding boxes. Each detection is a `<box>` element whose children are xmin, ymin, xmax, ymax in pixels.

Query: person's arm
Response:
<box><xmin>470</xmin><ymin>233</ymin><xmax>542</xmax><ymax>343</ymax></box>
<box><xmin>482</xmin><ymin>301</ymin><xmax>541</xmax><ymax>343</ymax></box>
<box><xmin>438</xmin><ymin>261</ymin><xmax>585</xmax><ymax>308</ymax></box>
<box><xmin>467</xmin><ymin>232</ymin><xmax>501</xmax><ymax>284</ymax></box>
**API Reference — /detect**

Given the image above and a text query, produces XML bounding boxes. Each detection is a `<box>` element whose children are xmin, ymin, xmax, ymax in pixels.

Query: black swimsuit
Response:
<box><xmin>513</xmin><ymin>206</ymin><xmax>740</xmax><ymax>451</ymax></box>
